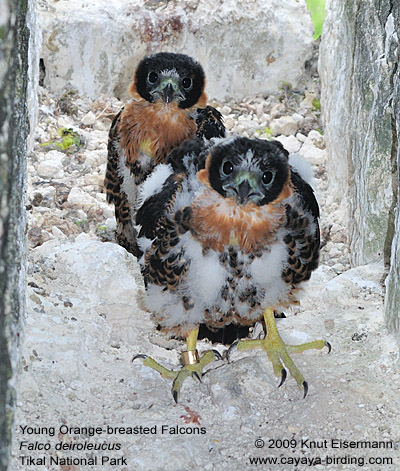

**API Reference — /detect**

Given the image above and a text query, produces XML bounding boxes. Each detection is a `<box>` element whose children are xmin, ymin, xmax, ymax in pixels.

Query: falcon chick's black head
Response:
<box><xmin>207</xmin><ymin>137</ymin><xmax>290</xmax><ymax>206</ymax></box>
<box><xmin>132</xmin><ymin>52</ymin><xmax>206</xmax><ymax>109</ymax></box>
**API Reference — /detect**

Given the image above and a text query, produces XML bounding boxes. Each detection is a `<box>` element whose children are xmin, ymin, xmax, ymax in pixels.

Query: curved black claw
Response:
<box><xmin>302</xmin><ymin>381</ymin><xmax>308</xmax><ymax>399</ymax></box>
<box><xmin>172</xmin><ymin>390</ymin><xmax>179</xmax><ymax>404</ymax></box>
<box><xmin>132</xmin><ymin>354</ymin><xmax>147</xmax><ymax>363</ymax></box>
<box><xmin>278</xmin><ymin>368</ymin><xmax>287</xmax><ymax>388</ymax></box>
<box><xmin>325</xmin><ymin>341</ymin><xmax>332</xmax><ymax>354</ymax></box>
<box><xmin>192</xmin><ymin>371</ymin><xmax>202</xmax><ymax>383</ymax></box>
<box><xmin>212</xmin><ymin>349</ymin><xmax>223</xmax><ymax>361</ymax></box>
<box><xmin>226</xmin><ymin>340</ymin><xmax>240</xmax><ymax>363</ymax></box>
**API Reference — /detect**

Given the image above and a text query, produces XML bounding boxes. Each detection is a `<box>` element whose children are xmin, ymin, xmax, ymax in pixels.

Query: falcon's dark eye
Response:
<box><xmin>182</xmin><ymin>77</ymin><xmax>192</xmax><ymax>90</ymax></box>
<box><xmin>262</xmin><ymin>170</ymin><xmax>275</xmax><ymax>185</ymax></box>
<box><xmin>222</xmin><ymin>161</ymin><xmax>234</xmax><ymax>176</ymax></box>
<box><xmin>148</xmin><ymin>71</ymin><xmax>158</xmax><ymax>84</ymax></box>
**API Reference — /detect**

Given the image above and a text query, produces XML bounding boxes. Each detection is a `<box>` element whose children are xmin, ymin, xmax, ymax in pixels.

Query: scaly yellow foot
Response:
<box><xmin>132</xmin><ymin>328</ymin><xmax>222</xmax><ymax>403</ymax></box>
<box><xmin>227</xmin><ymin>308</ymin><xmax>331</xmax><ymax>397</ymax></box>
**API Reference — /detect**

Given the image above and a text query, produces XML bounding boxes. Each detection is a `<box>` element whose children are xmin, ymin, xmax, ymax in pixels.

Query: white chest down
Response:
<box><xmin>144</xmin><ymin>233</ymin><xmax>291</xmax><ymax>331</ymax></box>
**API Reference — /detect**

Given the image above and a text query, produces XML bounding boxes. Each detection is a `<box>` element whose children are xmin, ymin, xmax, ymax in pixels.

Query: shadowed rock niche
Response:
<box><xmin>319</xmin><ymin>0</ymin><xmax>400</xmax><ymax>342</ymax></box>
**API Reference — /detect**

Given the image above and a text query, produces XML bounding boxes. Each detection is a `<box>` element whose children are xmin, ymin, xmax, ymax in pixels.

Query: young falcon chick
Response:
<box><xmin>133</xmin><ymin>137</ymin><xmax>330</xmax><ymax>402</ymax></box>
<box><xmin>104</xmin><ymin>52</ymin><xmax>225</xmax><ymax>256</ymax></box>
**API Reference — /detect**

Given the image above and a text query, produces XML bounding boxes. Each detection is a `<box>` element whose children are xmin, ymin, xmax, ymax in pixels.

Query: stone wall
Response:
<box><xmin>27</xmin><ymin>0</ymin><xmax>42</xmax><ymax>151</ymax></box>
<box><xmin>0</xmin><ymin>1</ymin><xmax>36</xmax><ymax>470</ymax></box>
<box><xmin>385</xmin><ymin>4</ymin><xmax>400</xmax><ymax>338</ymax></box>
<box><xmin>38</xmin><ymin>0</ymin><xmax>315</xmax><ymax>101</ymax></box>
<box><xmin>319</xmin><ymin>0</ymin><xmax>400</xmax><ymax>339</ymax></box>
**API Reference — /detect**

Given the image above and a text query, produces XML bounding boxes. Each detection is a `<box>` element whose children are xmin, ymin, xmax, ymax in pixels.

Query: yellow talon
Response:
<box><xmin>132</xmin><ymin>328</ymin><xmax>220</xmax><ymax>402</ymax></box>
<box><xmin>235</xmin><ymin>308</ymin><xmax>329</xmax><ymax>397</ymax></box>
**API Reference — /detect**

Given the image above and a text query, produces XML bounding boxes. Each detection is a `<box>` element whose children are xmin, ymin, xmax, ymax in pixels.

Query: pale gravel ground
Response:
<box><xmin>11</xmin><ymin>88</ymin><xmax>400</xmax><ymax>471</ymax></box>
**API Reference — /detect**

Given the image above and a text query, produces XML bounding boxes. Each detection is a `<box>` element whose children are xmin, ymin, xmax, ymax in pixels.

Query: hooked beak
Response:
<box><xmin>162</xmin><ymin>82</ymin><xmax>175</xmax><ymax>104</ymax></box>
<box><xmin>237</xmin><ymin>180</ymin><xmax>252</xmax><ymax>205</ymax></box>
<box><xmin>223</xmin><ymin>172</ymin><xmax>264</xmax><ymax>205</ymax></box>
<box><xmin>151</xmin><ymin>77</ymin><xmax>184</xmax><ymax>104</ymax></box>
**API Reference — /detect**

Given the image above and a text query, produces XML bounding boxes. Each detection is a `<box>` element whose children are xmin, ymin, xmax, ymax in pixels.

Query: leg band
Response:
<box><xmin>182</xmin><ymin>350</ymin><xmax>200</xmax><ymax>365</ymax></box>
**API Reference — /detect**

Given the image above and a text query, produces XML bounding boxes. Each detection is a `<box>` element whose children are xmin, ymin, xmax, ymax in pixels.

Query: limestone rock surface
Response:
<box><xmin>319</xmin><ymin>0</ymin><xmax>398</xmax><ymax>265</ymax></box>
<box><xmin>384</xmin><ymin>12</ymin><xmax>400</xmax><ymax>339</ymax></box>
<box><xmin>12</xmin><ymin>240</ymin><xmax>400</xmax><ymax>470</ymax></box>
<box><xmin>38</xmin><ymin>0</ymin><xmax>314</xmax><ymax>100</ymax></box>
<box><xmin>319</xmin><ymin>0</ymin><xmax>400</xmax><ymax>342</ymax></box>
<box><xmin>0</xmin><ymin>1</ymin><xmax>38</xmax><ymax>470</ymax></box>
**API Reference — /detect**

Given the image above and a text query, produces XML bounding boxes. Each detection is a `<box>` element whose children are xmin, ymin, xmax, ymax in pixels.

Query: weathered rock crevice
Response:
<box><xmin>384</xmin><ymin>113</ymin><xmax>398</xmax><ymax>268</ymax></box>
<box><xmin>320</xmin><ymin>0</ymin><xmax>400</xmax><ymax>342</ymax></box>
<box><xmin>0</xmin><ymin>1</ymin><xmax>39</xmax><ymax>470</ymax></box>
<box><xmin>384</xmin><ymin>1</ymin><xmax>400</xmax><ymax>336</ymax></box>
<box><xmin>383</xmin><ymin>5</ymin><xmax>399</xmax><ymax>268</ymax></box>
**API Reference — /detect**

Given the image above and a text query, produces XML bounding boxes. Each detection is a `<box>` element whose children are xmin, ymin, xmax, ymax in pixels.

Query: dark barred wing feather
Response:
<box><xmin>195</xmin><ymin>106</ymin><xmax>226</xmax><ymax>140</ymax></box>
<box><xmin>283</xmin><ymin>168</ymin><xmax>320</xmax><ymax>285</ymax></box>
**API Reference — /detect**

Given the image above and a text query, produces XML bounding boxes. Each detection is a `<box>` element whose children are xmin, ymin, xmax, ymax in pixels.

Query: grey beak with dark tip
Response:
<box><xmin>151</xmin><ymin>77</ymin><xmax>184</xmax><ymax>104</ymax></box>
<box><xmin>223</xmin><ymin>172</ymin><xmax>264</xmax><ymax>205</ymax></box>
<box><xmin>237</xmin><ymin>180</ymin><xmax>253</xmax><ymax>205</ymax></box>
<box><xmin>162</xmin><ymin>83</ymin><xmax>175</xmax><ymax>104</ymax></box>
